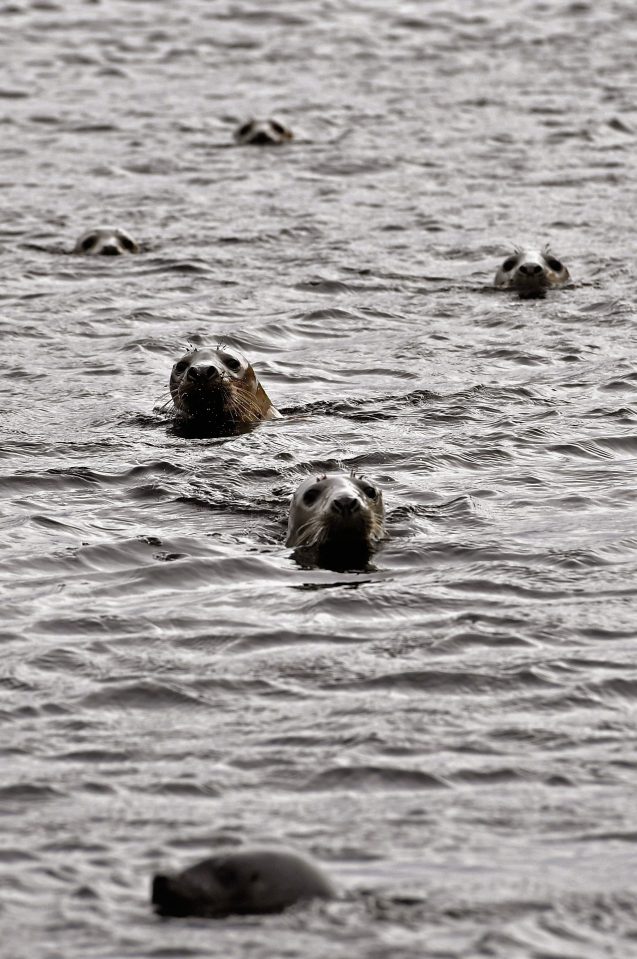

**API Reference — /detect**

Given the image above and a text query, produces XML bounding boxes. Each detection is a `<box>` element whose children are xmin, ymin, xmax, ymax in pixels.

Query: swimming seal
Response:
<box><xmin>169</xmin><ymin>345</ymin><xmax>280</xmax><ymax>427</ymax></box>
<box><xmin>73</xmin><ymin>227</ymin><xmax>140</xmax><ymax>256</ymax></box>
<box><xmin>494</xmin><ymin>246</ymin><xmax>569</xmax><ymax>298</ymax></box>
<box><xmin>151</xmin><ymin>847</ymin><xmax>335</xmax><ymax>918</ymax></box>
<box><xmin>286</xmin><ymin>472</ymin><xmax>385</xmax><ymax>569</ymax></box>
<box><xmin>234</xmin><ymin>118</ymin><xmax>293</xmax><ymax>146</ymax></box>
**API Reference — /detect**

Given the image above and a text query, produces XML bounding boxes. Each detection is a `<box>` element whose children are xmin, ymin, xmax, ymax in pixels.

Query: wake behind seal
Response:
<box><xmin>152</xmin><ymin>847</ymin><xmax>335</xmax><ymax>918</ymax></box>
<box><xmin>287</xmin><ymin>472</ymin><xmax>385</xmax><ymax>570</ymax></box>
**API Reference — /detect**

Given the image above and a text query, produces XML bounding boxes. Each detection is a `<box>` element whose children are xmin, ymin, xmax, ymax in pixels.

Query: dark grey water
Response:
<box><xmin>2</xmin><ymin>0</ymin><xmax>637</xmax><ymax>956</ymax></box>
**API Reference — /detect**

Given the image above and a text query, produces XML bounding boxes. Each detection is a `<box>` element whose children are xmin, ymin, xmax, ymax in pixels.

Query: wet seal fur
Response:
<box><xmin>234</xmin><ymin>118</ymin><xmax>293</xmax><ymax>145</ymax></box>
<box><xmin>494</xmin><ymin>246</ymin><xmax>570</xmax><ymax>298</ymax></box>
<box><xmin>152</xmin><ymin>847</ymin><xmax>335</xmax><ymax>918</ymax></box>
<box><xmin>287</xmin><ymin>472</ymin><xmax>385</xmax><ymax>570</ymax></box>
<box><xmin>169</xmin><ymin>345</ymin><xmax>280</xmax><ymax>429</ymax></box>
<box><xmin>73</xmin><ymin>227</ymin><xmax>140</xmax><ymax>256</ymax></box>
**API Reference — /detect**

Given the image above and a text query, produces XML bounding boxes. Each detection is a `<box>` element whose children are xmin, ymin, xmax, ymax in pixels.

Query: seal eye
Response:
<box><xmin>362</xmin><ymin>485</ymin><xmax>377</xmax><ymax>500</ymax></box>
<box><xmin>270</xmin><ymin>120</ymin><xmax>286</xmax><ymax>136</ymax></box>
<box><xmin>120</xmin><ymin>235</ymin><xmax>137</xmax><ymax>253</ymax></box>
<box><xmin>302</xmin><ymin>486</ymin><xmax>321</xmax><ymax>507</ymax></box>
<box><xmin>502</xmin><ymin>256</ymin><xmax>518</xmax><ymax>272</ymax></box>
<box><xmin>223</xmin><ymin>354</ymin><xmax>241</xmax><ymax>373</ymax></box>
<box><xmin>173</xmin><ymin>360</ymin><xmax>189</xmax><ymax>375</ymax></box>
<box><xmin>545</xmin><ymin>256</ymin><xmax>563</xmax><ymax>272</ymax></box>
<box><xmin>237</xmin><ymin>122</ymin><xmax>252</xmax><ymax>138</ymax></box>
<box><xmin>80</xmin><ymin>236</ymin><xmax>95</xmax><ymax>252</ymax></box>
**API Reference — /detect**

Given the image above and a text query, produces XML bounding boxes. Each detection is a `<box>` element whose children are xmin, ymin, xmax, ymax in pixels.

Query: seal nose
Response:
<box><xmin>100</xmin><ymin>243</ymin><xmax>121</xmax><ymax>256</ymax></box>
<box><xmin>331</xmin><ymin>494</ymin><xmax>361</xmax><ymax>516</ymax></box>
<box><xmin>186</xmin><ymin>364</ymin><xmax>219</xmax><ymax>383</ymax></box>
<box><xmin>518</xmin><ymin>262</ymin><xmax>543</xmax><ymax>276</ymax></box>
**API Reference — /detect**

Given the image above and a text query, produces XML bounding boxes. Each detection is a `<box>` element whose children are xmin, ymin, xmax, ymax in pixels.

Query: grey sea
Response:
<box><xmin>2</xmin><ymin>1</ymin><xmax>637</xmax><ymax>956</ymax></box>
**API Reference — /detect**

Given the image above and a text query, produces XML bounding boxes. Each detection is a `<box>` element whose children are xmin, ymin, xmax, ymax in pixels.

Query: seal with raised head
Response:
<box><xmin>287</xmin><ymin>472</ymin><xmax>385</xmax><ymax>569</ymax></box>
<box><xmin>169</xmin><ymin>345</ymin><xmax>280</xmax><ymax>427</ymax></box>
<box><xmin>152</xmin><ymin>847</ymin><xmax>335</xmax><ymax>918</ymax></box>
<box><xmin>494</xmin><ymin>246</ymin><xmax>570</xmax><ymax>298</ymax></box>
<box><xmin>234</xmin><ymin>118</ymin><xmax>293</xmax><ymax>146</ymax></box>
<box><xmin>73</xmin><ymin>227</ymin><xmax>140</xmax><ymax>256</ymax></box>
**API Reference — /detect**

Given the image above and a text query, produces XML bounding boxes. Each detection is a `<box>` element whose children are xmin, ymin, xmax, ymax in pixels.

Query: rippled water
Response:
<box><xmin>2</xmin><ymin>1</ymin><xmax>637</xmax><ymax>956</ymax></box>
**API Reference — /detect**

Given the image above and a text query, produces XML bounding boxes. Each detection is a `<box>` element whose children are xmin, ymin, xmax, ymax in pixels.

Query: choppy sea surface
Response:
<box><xmin>2</xmin><ymin>1</ymin><xmax>637</xmax><ymax>956</ymax></box>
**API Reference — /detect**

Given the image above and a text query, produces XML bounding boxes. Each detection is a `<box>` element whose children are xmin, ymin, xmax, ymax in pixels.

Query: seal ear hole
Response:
<box><xmin>303</xmin><ymin>487</ymin><xmax>321</xmax><ymax>507</ymax></box>
<box><xmin>545</xmin><ymin>256</ymin><xmax>563</xmax><ymax>272</ymax></box>
<box><xmin>502</xmin><ymin>256</ymin><xmax>518</xmax><ymax>272</ymax></box>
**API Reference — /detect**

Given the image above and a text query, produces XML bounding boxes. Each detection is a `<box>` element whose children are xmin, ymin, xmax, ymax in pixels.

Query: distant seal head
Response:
<box><xmin>152</xmin><ymin>847</ymin><xmax>335</xmax><ymax>918</ymax></box>
<box><xmin>73</xmin><ymin>227</ymin><xmax>140</xmax><ymax>256</ymax></box>
<box><xmin>234</xmin><ymin>118</ymin><xmax>293</xmax><ymax>146</ymax></box>
<box><xmin>169</xmin><ymin>345</ymin><xmax>280</xmax><ymax>427</ymax></box>
<box><xmin>494</xmin><ymin>246</ymin><xmax>569</xmax><ymax>298</ymax></box>
<box><xmin>286</xmin><ymin>472</ymin><xmax>385</xmax><ymax>569</ymax></box>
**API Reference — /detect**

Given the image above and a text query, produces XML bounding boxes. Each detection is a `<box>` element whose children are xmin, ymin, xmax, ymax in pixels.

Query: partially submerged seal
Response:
<box><xmin>169</xmin><ymin>345</ymin><xmax>280</xmax><ymax>427</ymax></box>
<box><xmin>152</xmin><ymin>847</ymin><xmax>335</xmax><ymax>918</ymax></box>
<box><xmin>73</xmin><ymin>227</ymin><xmax>140</xmax><ymax>256</ymax></box>
<box><xmin>494</xmin><ymin>246</ymin><xmax>569</xmax><ymax>298</ymax></box>
<box><xmin>234</xmin><ymin>118</ymin><xmax>293</xmax><ymax>145</ymax></box>
<box><xmin>287</xmin><ymin>472</ymin><xmax>385</xmax><ymax>569</ymax></box>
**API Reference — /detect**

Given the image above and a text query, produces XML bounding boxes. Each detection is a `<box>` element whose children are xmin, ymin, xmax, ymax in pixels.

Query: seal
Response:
<box><xmin>169</xmin><ymin>345</ymin><xmax>281</xmax><ymax>427</ymax></box>
<box><xmin>234</xmin><ymin>118</ymin><xmax>293</xmax><ymax>146</ymax></box>
<box><xmin>73</xmin><ymin>227</ymin><xmax>140</xmax><ymax>256</ymax></box>
<box><xmin>151</xmin><ymin>847</ymin><xmax>335</xmax><ymax>918</ymax></box>
<box><xmin>494</xmin><ymin>246</ymin><xmax>570</xmax><ymax>298</ymax></box>
<box><xmin>286</xmin><ymin>472</ymin><xmax>385</xmax><ymax>569</ymax></box>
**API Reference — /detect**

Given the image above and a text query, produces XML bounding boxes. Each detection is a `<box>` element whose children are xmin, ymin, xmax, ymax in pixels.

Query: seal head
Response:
<box><xmin>494</xmin><ymin>247</ymin><xmax>569</xmax><ymax>298</ymax></box>
<box><xmin>151</xmin><ymin>848</ymin><xmax>335</xmax><ymax>918</ymax></box>
<box><xmin>234</xmin><ymin>118</ymin><xmax>293</xmax><ymax>146</ymax></box>
<box><xmin>73</xmin><ymin>227</ymin><xmax>139</xmax><ymax>256</ymax></box>
<box><xmin>287</xmin><ymin>472</ymin><xmax>385</xmax><ymax>569</ymax></box>
<box><xmin>169</xmin><ymin>346</ymin><xmax>280</xmax><ymax>428</ymax></box>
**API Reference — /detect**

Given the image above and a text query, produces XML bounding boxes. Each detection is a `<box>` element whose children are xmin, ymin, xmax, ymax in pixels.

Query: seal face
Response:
<box><xmin>233</xmin><ymin>118</ymin><xmax>293</xmax><ymax>145</ymax></box>
<box><xmin>151</xmin><ymin>848</ymin><xmax>335</xmax><ymax>918</ymax></box>
<box><xmin>494</xmin><ymin>247</ymin><xmax>570</xmax><ymax>298</ymax></box>
<box><xmin>169</xmin><ymin>346</ymin><xmax>280</xmax><ymax>427</ymax></box>
<box><xmin>73</xmin><ymin>227</ymin><xmax>140</xmax><ymax>256</ymax></box>
<box><xmin>286</xmin><ymin>472</ymin><xmax>385</xmax><ymax>569</ymax></box>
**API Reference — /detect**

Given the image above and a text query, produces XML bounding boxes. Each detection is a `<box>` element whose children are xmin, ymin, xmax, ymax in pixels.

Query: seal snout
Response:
<box><xmin>518</xmin><ymin>261</ymin><xmax>543</xmax><ymax>276</ymax></box>
<box><xmin>331</xmin><ymin>493</ymin><xmax>362</xmax><ymax>516</ymax></box>
<box><xmin>186</xmin><ymin>364</ymin><xmax>220</xmax><ymax>383</ymax></box>
<box><xmin>100</xmin><ymin>243</ymin><xmax>121</xmax><ymax>256</ymax></box>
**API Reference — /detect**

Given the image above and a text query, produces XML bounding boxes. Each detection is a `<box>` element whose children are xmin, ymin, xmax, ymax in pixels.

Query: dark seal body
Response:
<box><xmin>287</xmin><ymin>472</ymin><xmax>385</xmax><ymax>570</ymax></box>
<box><xmin>234</xmin><ymin>118</ymin><xmax>293</xmax><ymax>145</ymax></box>
<box><xmin>73</xmin><ymin>227</ymin><xmax>140</xmax><ymax>256</ymax></box>
<box><xmin>152</xmin><ymin>847</ymin><xmax>335</xmax><ymax>918</ymax></box>
<box><xmin>169</xmin><ymin>346</ymin><xmax>280</xmax><ymax>428</ymax></box>
<box><xmin>494</xmin><ymin>246</ymin><xmax>570</xmax><ymax>298</ymax></box>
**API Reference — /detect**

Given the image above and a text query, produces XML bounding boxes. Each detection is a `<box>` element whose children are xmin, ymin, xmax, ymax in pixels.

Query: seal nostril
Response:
<box><xmin>205</xmin><ymin>366</ymin><xmax>219</xmax><ymax>380</ymax></box>
<box><xmin>519</xmin><ymin>262</ymin><xmax>543</xmax><ymax>276</ymax></box>
<box><xmin>100</xmin><ymin>244</ymin><xmax>120</xmax><ymax>256</ymax></box>
<box><xmin>186</xmin><ymin>366</ymin><xmax>202</xmax><ymax>382</ymax></box>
